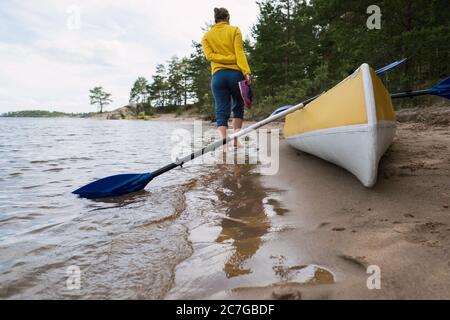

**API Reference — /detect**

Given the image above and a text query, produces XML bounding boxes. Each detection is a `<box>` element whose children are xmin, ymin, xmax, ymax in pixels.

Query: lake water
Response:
<box><xmin>0</xmin><ymin>117</ymin><xmax>290</xmax><ymax>299</ymax></box>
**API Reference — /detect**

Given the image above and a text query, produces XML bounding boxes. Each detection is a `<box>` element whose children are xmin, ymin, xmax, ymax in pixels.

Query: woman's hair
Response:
<box><xmin>214</xmin><ymin>7</ymin><xmax>229</xmax><ymax>23</ymax></box>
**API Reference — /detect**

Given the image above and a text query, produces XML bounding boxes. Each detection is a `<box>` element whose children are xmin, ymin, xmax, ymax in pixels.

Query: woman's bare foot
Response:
<box><xmin>233</xmin><ymin>138</ymin><xmax>243</xmax><ymax>148</ymax></box>
<box><xmin>217</xmin><ymin>126</ymin><xmax>228</xmax><ymax>153</ymax></box>
<box><xmin>232</xmin><ymin>119</ymin><xmax>243</xmax><ymax>148</ymax></box>
<box><xmin>221</xmin><ymin>143</ymin><xmax>228</xmax><ymax>153</ymax></box>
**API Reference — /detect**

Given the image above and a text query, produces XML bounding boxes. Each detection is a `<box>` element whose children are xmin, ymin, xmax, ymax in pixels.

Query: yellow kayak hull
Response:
<box><xmin>284</xmin><ymin>64</ymin><xmax>396</xmax><ymax>187</ymax></box>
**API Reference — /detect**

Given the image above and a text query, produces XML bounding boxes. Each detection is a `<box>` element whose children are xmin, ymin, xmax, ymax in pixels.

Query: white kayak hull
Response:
<box><xmin>286</xmin><ymin>122</ymin><xmax>395</xmax><ymax>187</ymax></box>
<box><xmin>284</xmin><ymin>64</ymin><xmax>396</xmax><ymax>187</ymax></box>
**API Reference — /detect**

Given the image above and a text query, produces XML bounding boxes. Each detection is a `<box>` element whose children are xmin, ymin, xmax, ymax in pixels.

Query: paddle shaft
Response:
<box><xmin>150</xmin><ymin>95</ymin><xmax>319</xmax><ymax>178</ymax></box>
<box><xmin>391</xmin><ymin>89</ymin><xmax>431</xmax><ymax>99</ymax></box>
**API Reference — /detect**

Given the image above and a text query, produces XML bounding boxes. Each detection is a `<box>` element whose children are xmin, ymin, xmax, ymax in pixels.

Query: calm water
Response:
<box><xmin>0</xmin><ymin>117</ymin><xmax>292</xmax><ymax>299</ymax></box>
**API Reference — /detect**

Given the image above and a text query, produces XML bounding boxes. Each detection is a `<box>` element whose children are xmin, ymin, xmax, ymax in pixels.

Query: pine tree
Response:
<box><xmin>150</xmin><ymin>64</ymin><xmax>169</xmax><ymax>108</ymax></box>
<box><xmin>129</xmin><ymin>77</ymin><xmax>151</xmax><ymax>104</ymax></box>
<box><xmin>89</xmin><ymin>86</ymin><xmax>112</xmax><ymax>113</ymax></box>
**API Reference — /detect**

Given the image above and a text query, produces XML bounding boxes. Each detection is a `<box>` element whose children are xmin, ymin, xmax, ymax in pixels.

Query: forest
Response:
<box><xmin>127</xmin><ymin>0</ymin><xmax>449</xmax><ymax>120</ymax></box>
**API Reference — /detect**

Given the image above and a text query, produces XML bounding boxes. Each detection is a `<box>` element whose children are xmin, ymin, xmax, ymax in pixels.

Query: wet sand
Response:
<box><xmin>213</xmin><ymin>108</ymin><xmax>450</xmax><ymax>299</ymax></box>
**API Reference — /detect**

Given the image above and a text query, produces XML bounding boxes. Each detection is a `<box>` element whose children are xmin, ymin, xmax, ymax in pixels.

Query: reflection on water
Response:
<box><xmin>166</xmin><ymin>160</ymin><xmax>292</xmax><ymax>299</ymax></box>
<box><xmin>215</xmin><ymin>164</ymin><xmax>270</xmax><ymax>278</ymax></box>
<box><xmin>86</xmin><ymin>190</ymin><xmax>150</xmax><ymax>211</ymax></box>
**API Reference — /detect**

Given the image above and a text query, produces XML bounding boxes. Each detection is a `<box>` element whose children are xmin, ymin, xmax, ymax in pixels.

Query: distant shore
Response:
<box><xmin>0</xmin><ymin>110</ymin><xmax>95</xmax><ymax>118</ymax></box>
<box><xmin>3</xmin><ymin>103</ymin><xmax>449</xmax><ymax>123</ymax></box>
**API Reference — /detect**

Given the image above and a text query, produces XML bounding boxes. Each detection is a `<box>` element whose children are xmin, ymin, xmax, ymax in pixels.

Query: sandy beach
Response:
<box><xmin>204</xmin><ymin>106</ymin><xmax>450</xmax><ymax>300</ymax></box>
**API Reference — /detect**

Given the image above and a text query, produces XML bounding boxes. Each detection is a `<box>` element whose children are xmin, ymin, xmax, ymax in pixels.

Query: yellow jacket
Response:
<box><xmin>202</xmin><ymin>22</ymin><xmax>251</xmax><ymax>76</ymax></box>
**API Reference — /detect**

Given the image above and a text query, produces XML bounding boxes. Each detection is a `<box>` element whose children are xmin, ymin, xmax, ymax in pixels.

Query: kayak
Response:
<box><xmin>284</xmin><ymin>63</ymin><xmax>396</xmax><ymax>187</ymax></box>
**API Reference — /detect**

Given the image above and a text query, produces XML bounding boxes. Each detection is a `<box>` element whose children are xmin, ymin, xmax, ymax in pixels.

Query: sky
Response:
<box><xmin>0</xmin><ymin>0</ymin><xmax>259</xmax><ymax>113</ymax></box>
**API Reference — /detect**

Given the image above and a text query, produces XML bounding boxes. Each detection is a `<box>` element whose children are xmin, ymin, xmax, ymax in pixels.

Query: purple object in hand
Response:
<box><xmin>239</xmin><ymin>80</ymin><xmax>253</xmax><ymax>109</ymax></box>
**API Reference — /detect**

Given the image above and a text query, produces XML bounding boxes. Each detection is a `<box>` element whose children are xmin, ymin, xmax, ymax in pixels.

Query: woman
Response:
<box><xmin>202</xmin><ymin>7</ymin><xmax>251</xmax><ymax>150</ymax></box>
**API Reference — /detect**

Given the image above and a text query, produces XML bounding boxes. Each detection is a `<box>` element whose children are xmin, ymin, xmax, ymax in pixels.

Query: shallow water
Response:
<box><xmin>0</xmin><ymin>117</ymin><xmax>296</xmax><ymax>299</ymax></box>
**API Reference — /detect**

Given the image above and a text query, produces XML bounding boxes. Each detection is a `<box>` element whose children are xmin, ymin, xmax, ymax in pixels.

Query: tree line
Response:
<box><xmin>90</xmin><ymin>0</ymin><xmax>449</xmax><ymax>119</ymax></box>
<box><xmin>248</xmin><ymin>0</ymin><xmax>448</xmax><ymax>118</ymax></box>
<box><xmin>129</xmin><ymin>56</ymin><xmax>193</xmax><ymax>109</ymax></box>
<box><xmin>125</xmin><ymin>47</ymin><xmax>214</xmax><ymax>118</ymax></box>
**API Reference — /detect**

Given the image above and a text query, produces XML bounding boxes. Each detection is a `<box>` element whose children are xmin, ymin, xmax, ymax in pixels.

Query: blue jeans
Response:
<box><xmin>211</xmin><ymin>69</ymin><xmax>245</xmax><ymax>127</ymax></box>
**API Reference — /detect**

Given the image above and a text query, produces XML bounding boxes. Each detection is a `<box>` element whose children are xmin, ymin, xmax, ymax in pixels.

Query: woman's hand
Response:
<box><xmin>245</xmin><ymin>74</ymin><xmax>252</xmax><ymax>85</ymax></box>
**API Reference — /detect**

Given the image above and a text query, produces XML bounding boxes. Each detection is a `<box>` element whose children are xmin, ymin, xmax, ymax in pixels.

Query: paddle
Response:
<box><xmin>391</xmin><ymin>76</ymin><xmax>450</xmax><ymax>100</ymax></box>
<box><xmin>73</xmin><ymin>60</ymin><xmax>405</xmax><ymax>199</ymax></box>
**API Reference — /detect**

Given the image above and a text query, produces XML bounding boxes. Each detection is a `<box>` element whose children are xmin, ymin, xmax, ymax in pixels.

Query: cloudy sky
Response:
<box><xmin>0</xmin><ymin>0</ymin><xmax>258</xmax><ymax>113</ymax></box>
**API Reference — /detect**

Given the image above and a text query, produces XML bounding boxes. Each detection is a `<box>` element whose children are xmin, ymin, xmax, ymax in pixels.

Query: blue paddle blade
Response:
<box><xmin>375</xmin><ymin>58</ymin><xmax>407</xmax><ymax>75</ymax></box>
<box><xmin>73</xmin><ymin>173</ymin><xmax>154</xmax><ymax>199</ymax></box>
<box><xmin>431</xmin><ymin>76</ymin><xmax>450</xmax><ymax>99</ymax></box>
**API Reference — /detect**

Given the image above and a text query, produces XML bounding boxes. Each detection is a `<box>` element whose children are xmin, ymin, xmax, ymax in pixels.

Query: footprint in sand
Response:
<box><xmin>272</xmin><ymin>287</ymin><xmax>302</xmax><ymax>300</ymax></box>
<box><xmin>338</xmin><ymin>254</ymin><xmax>368</xmax><ymax>270</ymax></box>
<box><xmin>407</xmin><ymin>221</ymin><xmax>447</xmax><ymax>247</ymax></box>
<box><xmin>317</xmin><ymin>222</ymin><xmax>330</xmax><ymax>228</ymax></box>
